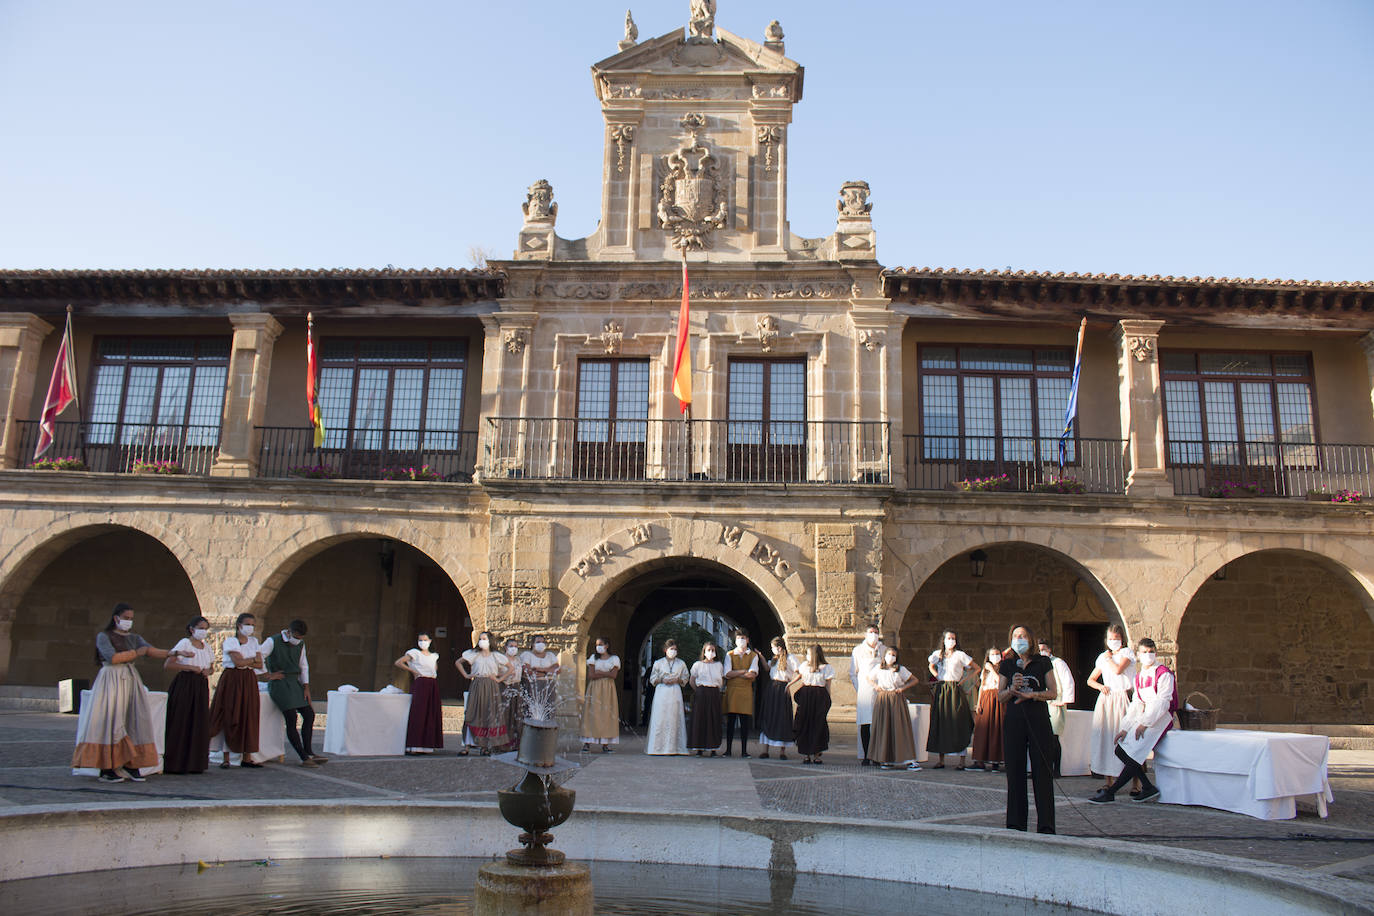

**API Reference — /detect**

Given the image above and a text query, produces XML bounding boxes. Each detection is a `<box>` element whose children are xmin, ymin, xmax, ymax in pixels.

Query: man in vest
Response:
<box><xmin>264</xmin><ymin>619</ymin><xmax>327</xmax><ymax>767</ymax></box>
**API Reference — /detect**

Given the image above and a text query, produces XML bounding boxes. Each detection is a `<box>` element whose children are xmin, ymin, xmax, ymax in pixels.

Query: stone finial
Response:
<box><xmin>522</xmin><ymin>179</ymin><xmax>557</xmax><ymax>224</ymax></box>
<box><xmin>838</xmin><ymin>180</ymin><xmax>873</xmax><ymax>218</ymax></box>
<box><xmin>764</xmin><ymin>19</ymin><xmax>784</xmax><ymax>51</ymax></box>
<box><xmin>688</xmin><ymin>0</ymin><xmax>716</xmax><ymax>40</ymax></box>
<box><xmin>619</xmin><ymin>10</ymin><xmax>638</xmax><ymax>51</ymax></box>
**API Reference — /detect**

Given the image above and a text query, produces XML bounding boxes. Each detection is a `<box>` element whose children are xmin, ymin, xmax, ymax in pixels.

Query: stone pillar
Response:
<box><xmin>1361</xmin><ymin>331</ymin><xmax>1374</xmax><ymax>423</ymax></box>
<box><xmin>850</xmin><ymin>303</ymin><xmax>900</xmax><ymax>485</ymax></box>
<box><xmin>814</xmin><ymin>524</ymin><xmax>858</xmax><ymax>631</ymax></box>
<box><xmin>0</xmin><ymin>313</ymin><xmax>55</xmax><ymax>469</ymax></box>
<box><xmin>210</xmin><ymin>313</ymin><xmax>283</xmax><ymax>478</ymax></box>
<box><xmin>476</xmin><ymin>313</ymin><xmax>537</xmax><ymax>482</ymax></box>
<box><xmin>1114</xmin><ymin>319</ymin><xmax>1173</xmax><ymax>497</ymax></box>
<box><xmin>600</xmin><ymin>112</ymin><xmax>644</xmax><ymax>259</ymax></box>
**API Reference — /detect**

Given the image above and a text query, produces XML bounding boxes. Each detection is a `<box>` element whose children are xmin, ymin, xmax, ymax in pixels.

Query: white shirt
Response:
<box><xmin>521</xmin><ymin>650</ymin><xmax>559</xmax><ymax>674</ymax></box>
<box><xmin>650</xmin><ymin>657</ymin><xmax>688</xmax><ymax>686</ymax></box>
<box><xmin>870</xmin><ymin>665</ymin><xmax>913</xmax><ymax>691</ymax></box>
<box><xmin>727</xmin><ymin>647</ymin><xmax>760</xmax><ymax>675</ymax></box>
<box><xmin>850</xmin><ymin>640</ymin><xmax>884</xmax><ymax>690</ymax></box>
<box><xmin>1122</xmin><ymin>665</ymin><xmax>1175</xmax><ymax>731</ymax></box>
<box><xmin>221</xmin><ymin>635</ymin><xmax>261</xmax><ymax>670</ymax></box>
<box><xmin>768</xmin><ymin>654</ymin><xmax>798</xmax><ymax>682</ymax></box>
<box><xmin>405</xmin><ymin>648</ymin><xmax>438</xmax><ymax>679</ymax></box>
<box><xmin>981</xmin><ymin>658</ymin><xmax>1002</xmax><ymax>690</ymax></box>
<box><xmin>1047</xmin><ymin>654</ymin><xmax>1075</xmax><ymax>706</ymax></box>
<box><xmin>690</xmin><ymin>660</ymin><xmax>724</xmax><ymax>687</ymax></box>
<box><xmin>171</xmin><ymin>638</ymin><xmax>212</xmax><ymax>672</ymax></box>
<box><xmin>261</xmin><ymin>634</ymin><xmax>310</xmax><ymax>684</ymax></box>
<box><xmin>588</xmin><ymin>654</ymin><xmax>620</xmax><ymax>673</ymax></box>
<box><xmin>929</xmin><ymin>649</ymin><xmax>974</xmax><ymax>682</ymax></box>
<box><xmin>463</xmin><ymin>649</ymin><xmax>507</xmax><ymax>678</ymax></box>
<box><xmin>798</xmin><ymin>662</ymin><xmax>835</xmax><ymax>688</ymax></box>
<box><xmin>1096</xmin><ymin>648</ymin><xmax>1137</xmax><ymax>693</ymax></box>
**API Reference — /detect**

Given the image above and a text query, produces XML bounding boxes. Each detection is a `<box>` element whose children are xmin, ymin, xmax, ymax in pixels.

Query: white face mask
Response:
<box><xmin>115</xmin><ymin>618</ymin><xmax>133</xmax><ymax>632</ymax></box>
<box><xmin>704</xmin><ymin>650</ymin><xmax>716</xmax><ymax>661</ymax></box>
<box><xmin>885</xmin><ymin>655</ymin><xmax>897</xmax><ymax>666</ymax></box>
<box><xmin>1040</xmin><ymin>649</ymin><xmax>1051</xmax><ymax>657</ymax></box>
<box><xmin>735</xmin><ymin>638</ymin><xmax>747</xmax><ymax>649</ymax></box>
<box><xmin>1139</xmin><ymin>652</ymin><xmax>1157</xmax><ymax>667</ymax></box>
<box><xmin>989</xmin><ymin>652</ymin><xmax>1001</xmax><ymax>663</ymax></box>
<box><xmin>240</xmin><ymin>624</ymin><xmax>254</xmax><ymax>637</ymax></box>
<box><xmin>596</xmin><ymin>644</ymin><xmax>607</xmax><ymax>655</ymax></box>
<box><xmin>192</xmin><ymin>628</ymin><xmax>208</xmax><ymax>641</ymax></box>
<box><xmin>506</xmin><ymin>646</ymin><xmax>519</xmax><ymax>656</ymax></box>
<box><xmin>666</xmin><ymin>648</ymin><xmax>678</xmax><ymax>659</ymax></box>
<box><xmin>1012</xmin><ymin>637</ymin><xmax>1030</xmax><ymax>654</ymax></box>
<box><xmin>864</xmin><ymin>633</ymin><xmax>878</xmax><ymax>646</ymax></box>
<box><xmin>534</xmin><ymin>642</ymin><xmax>547</xmax><ymax>652</ymax></box>
<box><xmin>944</xmin><ymin>638</ymin><xmax>957</xmax><ymax>649</ymax></box>
<box><xmin>478</xmin><ymin>638</ymin><xmax>490</xmax><ymax>650</ymax></box>
<box><xmin>418</xmin><ymin>640</ymin><xmax>431</xmax><ymax>651</ymax></box>
<box><xmin>283</xmin><ymin>630</ymin><xmax>301</xmax><ymax>646</ymax></box>
<box><xmin>1107</xmin><ymin>638</ymin><xmax>1122</xmax><ymax>651</ymax></box>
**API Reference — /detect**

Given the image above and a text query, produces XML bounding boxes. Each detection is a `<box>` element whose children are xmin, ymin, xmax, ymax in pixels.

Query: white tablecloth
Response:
<box><xmin>72</xmin><ymin>689</ymin><xmax>166</xmax><ymax>777</ymax></box>
<box><xmin>323</xmin><ymin>690</ymin><xmax>411</xmax><ymax>756</ymax></box>
<box><xmin>211</xmin><ymin>686</ymin><xmax>288</xmax><ymax>764</ymax></box>
<box><xmin>1059</xmin><ymin>709</ymin><xmax>1094</xmax><ymax>777</ymax></box>
<box><xmin>1153</xmin><ymin>728</ymin><xmax>1332</xmax><ymax>820</ymax></box>
<box><xmin>906</xmin><ymin>702</ymin><xmax>931</xmax><ymax>763</ymax></box>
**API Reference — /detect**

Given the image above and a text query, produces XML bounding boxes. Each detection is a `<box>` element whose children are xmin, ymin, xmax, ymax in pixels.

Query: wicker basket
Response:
<box><xmin>1176</xmin><ymin>691</ymin><xmax>1220</xmax><ymax>731</ymax></box>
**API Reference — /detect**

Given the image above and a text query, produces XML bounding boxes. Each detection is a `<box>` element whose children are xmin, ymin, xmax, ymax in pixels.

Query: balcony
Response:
<box><xmin>13</xmin><ymin>420</ymin><xmax>220</xmax><ymax>475</ymax></box>
<box><xmin>903</xmin><ymin>435</ymin><xmax>1130</xmax><ymax>494</ymax></box>
<box><xmin>256</xmin><ymin>427</ymin><xmax>479</xmax><ymax>481</ymax></box>
<box><xmin>1166</xmin><ymin>441</ymin><xmax>1374</xmax><ymax>498</ymax></box>
<box><xmin>483</xmin><ymin>418</ymin><xmax>891</xmax><ymax>484</ymax></box>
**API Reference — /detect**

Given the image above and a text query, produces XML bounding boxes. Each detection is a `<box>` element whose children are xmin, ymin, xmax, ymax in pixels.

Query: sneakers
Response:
<box><xmin>121</xmin><ymin>767</ymin><xmax>146</xmax><ymax>782</ymax></box>
<box><xmin>1087</xmin><ymin>789</ymin><xmax>1115</xmax><ymax>804</ymax></box>
<box><xmin>98</xmin><ymin>770</ymin><xmax>124</xmax><ymax>783</ymax></box>
<box><xmin>965</xmin><ymin>763</ymin><xmax>985</xmax><ymax>772</ymax></box>
<box><xmin>299</xmin><ymin>758</ymin><xmax>319</xmax><ymax>768</ymax></box>
<box><xmin>1132</xmin><ymin>786</ymin><xmax>1161</xmax><ymax>803</ymax></box>
<box><xmin>907</xmin><ymin>761</ymin><xmax>922</xmax><ymax>771</ymax></box>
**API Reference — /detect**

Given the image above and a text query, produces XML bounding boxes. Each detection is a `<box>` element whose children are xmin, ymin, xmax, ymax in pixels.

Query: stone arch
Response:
<box><xmin>233</xmin><ymin>520</ymin><xmax>484</xmax><ymax>626</ymax></box>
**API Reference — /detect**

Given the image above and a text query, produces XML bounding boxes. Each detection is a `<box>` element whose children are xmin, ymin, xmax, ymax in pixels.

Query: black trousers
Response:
<box><xmin>1004</xmin><ymin>710</ymin><xmax>1056</xmax><ymax>834</ymax></box>
<box><xmin>1048</xmin><ymin>733</ymin><xmax>1063</xmax><ymax>777</ymax></box>
<box><xmin>283</xmin><ymin>705</ymin><xmax>315</xmax><ymax>761</ymax></box>
<box><xmin>1109</xmin><ymin>745</ymin><xmax>1154</xmax><ymax>794</ymax></box>
<box><xmin>860</xmin><ymin>724</ymin><xmax>871</xmax><ymax>759</ymax></box>
<box><xmin>725</xmin><ymin>713</ymin><xmax>751</xmax><ymax>753</ymax></box>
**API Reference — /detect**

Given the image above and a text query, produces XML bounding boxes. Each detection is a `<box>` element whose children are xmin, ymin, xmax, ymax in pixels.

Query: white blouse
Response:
<box><xmin>463</xmin><ymin>649</ymin><xmax>507</xmax><ymax>678</ymax></box>
<box><xmin>797</xmin><ymin>662</ymin><xmax>835</xmax><ymax>687</ymax></box>
<box><xmin>1096</xmin><ymin>648</ymin><xmax>1137</xmax><ymax>693</ymax></box>
<box><xmin>768</xmin><ymin>655</ymin><xmax>799</xmax><ymax>682</ymax></box>
<box><xmin>588</xmin><ymin>654</ymin><xmax>621</xmax><ymax>673</ymax></box>
<box><xmin>869</xmin><ymin>665</ymin><xmax>913</xmax><ymax>691</ymax></box>
<box><xmin>650</xmin><ymin>657</ymin><xmax>688</xmax><ymax>686</ymax></box>
<box><xmin>690</xmin><ymin>660</ymin><xmax>724</xmax><ymax>687</ymax></box>
<box><xmin>171</xmin><ymin>638</ymin><xmax>212</xmax><ymax>672</ymax></box>
<box><xmin>405</xmin><ymin>648</ymin><xmax>438</xmax><ymax>679</ymax></box>
<box><xmin>980</xmin><ymin>660</ymin><xmax>1002</xmax><ymax>691</ymax></box>
<box><xmin>503</xmin><ymin>651</ymin><xmax>523</xmax><ymax>682</ymax></box>
<box><xmin>929</xmin><ymin>649</ymin><xmax>974</xmax><ymax>682</ymax></box>
<box><xmin>521</xmin><ymin>650</ymin><xmax>559</xmax><ymax>674</ymax></box>
<box><xmin>221</xmin><ymin>635</ymin><xmax>262</xmax><ymax>670</ymax></box>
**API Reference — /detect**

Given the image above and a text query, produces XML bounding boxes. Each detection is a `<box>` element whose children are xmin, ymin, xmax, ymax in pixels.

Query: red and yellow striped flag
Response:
<box><xmin>672</xmin><ymin>258</ymin><xmax>692</xmax><ymax>413</ymax></box>
<box><xmin>306</xmin><ymin>312</ymin><xmax>326</xmax><ymax>448</ymax></box>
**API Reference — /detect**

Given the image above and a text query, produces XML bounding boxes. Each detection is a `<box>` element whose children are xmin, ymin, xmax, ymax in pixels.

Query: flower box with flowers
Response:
<box><xmin>951</xmin><ymin>474</ymin><xmax>1013</xmax><ymax>492</ymax></box>
<box><xmin>1029</xmin><ymin>476</ymin><xmax>1087</xmax><ymax>495</ymax></box>
<box><xmin>132</xmin><ymin>460</ymin><xmax>186</xmax><ymax>475</ymax></box>
<box><xmin>30</xmin><ymin>456</ymin><xmax>87</xmax><ymax>471</ymax></box>
<box><xmin>1305</xmin><ymin>489</ymin><xmax>1364</xmax><ymax>504</ymax></box>
<box><xmin>288</xmin><ymin>464</ymin><xmax>340</xmax><ymax>480</ymax></box>
<box><xmin>1201</xmin><ymin>480</ymin><xmax>1272</xmax><ymax>498</ymax></box>
<box><xmin>379</xmin><ymin>465</ymin><xmax>441</xmax><ymax>482</ymax></box>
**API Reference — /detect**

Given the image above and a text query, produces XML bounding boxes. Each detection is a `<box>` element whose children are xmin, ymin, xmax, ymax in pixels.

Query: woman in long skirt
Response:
<box><xmin>792</xmin><ymin>645</ymin><xmax>834</xmax><ymax>765</ymax></box>
<box><xmin>757</xmin><ymin>637</ymin><xmax>797</xmax><ymax>760</ymax></box>
<box><xmin>926</xmin><ymin>629</ymin><xmax>977</xmax><ymax>769</ymax></box>
<box><xmin>970</xmin><ymin>648</ymin><xmax>1005</xmax><ymax>772</ymax></box>
<box><xmin>208</xmin><ymin>612</ymin><xmax>264</xmax><ymax>769</ymax></box>
<box><xmin>500</xmin><ymin>638</ymin><xmax>525</xmax><ymax>752</ymax></box>
<box><xmin>395</xmin><ymin>632</ymin><xmax>442</xmax><ymax>755</ymax></box>
<box><xmin>1087</xmin><ymin>624</ymin><xmax>1137</xmax><ymax>791</ymax></box>
<box><xmin>519</xmin><ymin>634</ymin><xmax>560</xmax><ymax>719</ymax></box>
<box><xmin>163</xmin><ymin>615</ymin><xmax>213</xmax><ymax>774</ymax></box>
<box><xmin>74</xmin><ymin>603</ymin><xmax>181</xmax><ymax>782</ymax></box>
<box><xmin>580</xmin><ymin>636</ymin><xmax>621</xmax><ymax>752</ymax></box>
<box><xmin>868</xmin><ymin>649</ymin><xmax>920</xmax><ymax>769</ymax></box>
<box><xmin>687</xmin><ymin>642</ymin><xmax>724</xmax><ymax>756</ymax></box>
<box><xmin>457</xmin><ymin>631</ymin><xmax>509</xmax><ymax>755</ymax></box>
<box><xmin>645</xmin><ymin>639</ymin><xmax>689</xmax><ymax>755</ymax></box>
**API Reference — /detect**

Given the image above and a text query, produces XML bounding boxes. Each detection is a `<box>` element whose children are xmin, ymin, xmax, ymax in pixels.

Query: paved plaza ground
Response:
<box><xmin>2</xmin><ymin>708</ymin><xmax>1373</xmax><ymax>890</ymax></box>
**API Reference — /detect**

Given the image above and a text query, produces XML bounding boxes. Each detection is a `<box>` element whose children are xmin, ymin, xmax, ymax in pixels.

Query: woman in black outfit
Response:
<box><xmin>998</xmin><ymin>624</ymin><xmax>1059</xmax><ymax>834</ymax></box>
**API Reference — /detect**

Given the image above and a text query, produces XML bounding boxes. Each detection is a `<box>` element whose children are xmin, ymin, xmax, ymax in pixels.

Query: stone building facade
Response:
<box><xmin>1</xmin><ymin>5</ymin><xmax>1373</xmax><ymax>726</ymax></box>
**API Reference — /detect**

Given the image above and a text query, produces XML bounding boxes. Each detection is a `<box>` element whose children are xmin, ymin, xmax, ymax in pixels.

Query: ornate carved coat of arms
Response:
<box><xmin>657</xmin><ymin>114</ymin><xmax>729</xmax><ymax>251</ymax></box>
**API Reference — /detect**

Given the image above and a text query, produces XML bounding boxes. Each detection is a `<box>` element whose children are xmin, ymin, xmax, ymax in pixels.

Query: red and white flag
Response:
<box><xmin>672</xmin><ymin>257</ymin><xmax>692</xmax><ymax>414</ymax></box>
<box><xmin>34</xmin><ymin>309</ymin><xmax>79</xmax><ymax>460</ymax></box>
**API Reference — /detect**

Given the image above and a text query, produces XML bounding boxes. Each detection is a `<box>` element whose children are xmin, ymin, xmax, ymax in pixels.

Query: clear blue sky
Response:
<box><xmin>2</xmin><ymin>0</ymin><xmax>1371</xmax><ymax>280</ymax></box>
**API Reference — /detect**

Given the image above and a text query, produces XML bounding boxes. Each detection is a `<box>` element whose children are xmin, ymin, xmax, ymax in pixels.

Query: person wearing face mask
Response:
<box><xmin>867</xmin><ymin>649</ymin><xmax>920</xmax><ymax>770</ymax></box>
<box><xmin>722</xmin><ymin>628</ymin><xmax>761</xmax><ymax>758</ymax></box>
<box><xmin>209</xmin><ymin>612</ymin><xmax>266</xmax><ymax>770</ymax></box>
<box><xmin>792</xmin><ymin>645</ymin><xmax>834</xmax><ymax>765</ymax></box>
<box><xmin>500</xmin><ymin>639</ymin><xmax>525</xmax><ymax>752</ymax></box>
<box><xmin>519</xmin><ymin>635</ymin><xmax>561</xmax><ymax>715</ymax></box>
<box><xmin>74</xmin><ymin>603</ymin><xmax>185</xmax><ymax>782</ymax></box>
<box><xmin>645</xmin><ymin>639</ymin><xmax>689</xmax><ymax>755</ymax></box>
<box><xmin>927</xmin><ymin>630</ymin><xmax>977</xmax><ymax>770</ymax></box>
<box><xmin>264</xmin><ymin>619</ymin><xmax>326</xmax><ymax>768</ymax></box>
<box><xmin>756</xmin><ymin>637</ymin><xmax>797</xmax><ymax>760</ymax></box>
<box><xmin>458</xmin><ymin>630</ymin><xmax>511</xmax><ymax>755</ymax></box>
<box><xmin>395</xmin><ymin>632</ymin><xmax>442</xmax><ymax>755</ymax></box>
<box><xmin>998</xmin><ymin>624</ymin><xmax>1059</xmax><ymax>833</ymax></box>
<box><xmin>163</xmin><ymin>615</ymin><xmax>215</xmax><ymax>775</ymax></box>
<box><xmin>1089</xmin><ymin>638</ymin><xmax>1175</xmax><ymax>805</ymax></box>
<box><xmin>687</xmin><ymin>641</ymin><xmax>725</xmax><ymax>756</ymax></box>
<box><xmin>850</xmin><ymin>624</ymin><xmax>885</xmax><ymax>765</ymax></box>
<box><xmin>1087</xmin><ymin>624</ymin><xmax>1137</xmax><ymax>794</ymax></box>
<box><xmin>970</xmin><ymin>647</ymin><xmax>1005</xmax><ymax>773</ymax></box>
<box><xmin>1038</xmin><ymin>639</ymin><xmax>1076</xmax><ymax>779</ymax></box>
<box><xmin>580</xmin><ymin>637</ymin><xmax>621</xmax><ymax>752</ymax></box>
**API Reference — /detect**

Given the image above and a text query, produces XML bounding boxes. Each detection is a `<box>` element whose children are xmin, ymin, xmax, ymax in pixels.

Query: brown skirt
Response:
<box><xmin>792</xmin><ymin>685</ymin><xmax>831</xmax><ymax>755</ymax></box>
<box><xmin>926</xmin><ymin>681</ymin><xmax>975</xmax><ymax>755</ymax></box>
<box><xmin>580</xmin><ymin>676</ymin><xmax>620</xmax><ymax>743</ymax></box>
<box><xmin>972</xmin><ymin>687</ymin><xmax>1005</xmax><ymax>764</ymax></box>
<box><xmin>208</xmin><ymin>667</ymin><xmax>260</xmax><ymax>754</ymax></box>
<box><xmin>464</xmin><ymin>677</ymin><xmax>507</xmax><ymax>749</ymax></box>
<box><xmin>164</xmin><ymin>670</ymin><xmax>210</xmax><ymax>774</ymax></box>
<box><xmin>869</xmin><ymin>691</ymin><xmax>917</xmax><ymax>764</ymax></box>
<box><xmin>687</xmin><ymin>685</ymin><xmax>722</xmax><ymax>750</ymax></box>
<box><xmin>406</xmin><ymin>677</ymin><xmax>444</xmax><ymax>750</ymax></box>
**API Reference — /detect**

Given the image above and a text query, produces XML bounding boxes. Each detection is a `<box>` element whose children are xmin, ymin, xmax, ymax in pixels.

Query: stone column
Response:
<box><xmin>1114</xmin><ymin>319</ymin><xmax>1173</xmax><ymax>497</ymax></box>
<box><xmin>1361</xmin><ymin>331</ymin><xmax>1374</xmax><ymax>423</ymax></box>
<box><xmin>210</xmin><ymin>313</ymin><xmax>283</xmax><ymax>478</ymax></box>
<box><xmin>0</xmin><ymin>313</ymin><xmax>55</xmax><ymax>469</ymax></box>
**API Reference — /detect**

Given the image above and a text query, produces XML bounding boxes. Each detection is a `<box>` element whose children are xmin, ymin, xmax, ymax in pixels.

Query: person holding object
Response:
<box><xmin>74</xmin><ymin>603</ymin><xmax>186</xmax><ymax>782</ymax></box>
<box><xmin>850</xmin><ymin>624</ymin><xmax>885</xmax><ymax>765</ymax></box>
<box><xmin>1087</xmin><ymin>624</ymin><xmax>1136</xmax><ymax>793</ymax></box>
<box><xmin>722</xmin><ymin>628</ymin><xmax>760</xmax><ymax>757</ymax></box>
<box><xmin>927</xmin><ymin>629</ymin><xmax>976</xmax><ymax>770</ymax></box>
<box><xmin>395</xmin><ymin>632</ymin><xmax>442</xmax><ymax>755</ymax></box>
<box><xmin>264</xmin><ymin>619</ymin><xmax>325</xmax><ymax>767</ymax></box>
<box><xmin>970</xmin><ymin>647</ymin><xmax>1005</xmax><ymax>772</ymax></box>
<box><xmin>1089</xmin><ymin>638</ymin><xmax>1175</xmax><ymax>804</ymax></box>
<box><xmin>999</xmin><ymin>624</ymin><xmax>1059</xmax><ymax>834</ymax></box>
<box><xmin>163</xmin><ymin>615</ymin><xmax>214</xmax><ymax>775</ymax></box>
<box><xmin>867</xmin><ymin>648</ymin><xmax>920</xmax><ymax>770</ymax></box>
<box><xmin>757</xmin><ymin>636</ymin><xmax>797</xmax><ymax>759</ymax></box>
<box><xmin>645</xmin><ymin>639</ymin><xmax>689</xmax><ymax>755</ymax></box>
<box><xmin>500</xmin><ymin>638</ymin><xmax>526</xmax><ymax>752</ymax></box>
<box><xmin>1038</xmin><ymin>638</ymin><xmax>1076</xmax><ymax>777</ymax></box>
<box><xmin>209</xmin><ymin>612</ymin><xmax>265</xmax><ymax>770</ymax></box>
<box><xmin>793</xmin><ymin>645</ymin><xmax>834</xmax><ymax>765</ymax></box>
<box><xmin>458</xmin><ymin>630</ymin><xmax>510</xmax><ymax>755</ymax></box>
<box><xmin>580</xmin><ymin>636</ymin><xmax>621</xmax><ymax>752</ymax></box>
<box><xmin>520</xmin><ymin>634</ymin><xmax>560</xmax><ymax>713</ymax></box>
<box><xmin>687</xmin><ymin>642</ymin><xmax>724</xmax><ymax>756</ymax></box>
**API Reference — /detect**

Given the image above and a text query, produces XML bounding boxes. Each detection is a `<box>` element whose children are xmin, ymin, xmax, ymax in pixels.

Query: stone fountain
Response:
<box><xmin>474</xmin><ymin>717</ymin><xmax>591</xmax><ymax>915</ymax></box>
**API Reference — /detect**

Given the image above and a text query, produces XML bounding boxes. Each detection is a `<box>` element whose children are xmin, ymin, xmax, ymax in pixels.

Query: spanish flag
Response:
<box><xmin>672</xmin><ymin>259</ymin><xmax>692</xmax><ymax>414</ymax></box>
<box><xmin>34</xmin><ymin>307</ymin><xmax>79</xmax><ymax>460</ymax></box>
<box><xmin>306</xmin><ymin>312</ymin><xmax>326</xmax><ymax>448</ymax></box>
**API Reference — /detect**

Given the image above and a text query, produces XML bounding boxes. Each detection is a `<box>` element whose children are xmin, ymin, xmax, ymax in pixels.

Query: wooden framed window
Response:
<box><xmin>86</xmin><ymin>337</ymin><xmax>230</xmax><ymax>448</ymax></box>
<box><xmin>318</xmin><ymin>338</ymin><xmax>467</xmax><ymax>452</ymax></box>
<box><xmin>574</xmin><ymin>358</ymin><xmax>649</xmax><ymax>479</ymax></box>
<box><xmin>727</xmin><ymin>358</ymin><xmax>805</xmax><ymax>481</ymax></box>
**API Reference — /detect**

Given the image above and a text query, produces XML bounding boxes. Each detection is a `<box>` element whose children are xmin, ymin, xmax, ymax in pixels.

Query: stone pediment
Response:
<box><xmin>592</xmin><ymin>28</ymin><xmax>803</xmax><ymax>99</ymax></box>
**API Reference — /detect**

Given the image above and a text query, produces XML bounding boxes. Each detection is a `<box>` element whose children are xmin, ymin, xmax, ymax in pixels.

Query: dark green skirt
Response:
<box><xmin>926</xmin><ymin>681</ymin><xmax>975</xmax><ymax>754</ymax></box>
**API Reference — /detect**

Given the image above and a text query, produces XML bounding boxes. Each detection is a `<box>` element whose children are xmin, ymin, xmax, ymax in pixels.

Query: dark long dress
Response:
<box><xmin>163</xmin><ymin>670</ymin><xmax>210</xmax><ymax>774</ymax></box>
<box><xmin>927</xmin><ymin>681</ymin><xmax>975</xmax><ymax>755</ymax></box>
<box><xmin>687</xmin><ymin>685</ymin><xmax>723</xmax><ymax>750</ymax></box>
<box><xmin>208</xmin><ymin>667</ymin><xmax>260</xmax><ymax>754</ymax></box>
<box><xmin>405</xmin><ymin>677</ymin><xmax>444</xmax><ymax>750</ymax></box>
<box><xmin>757</xmin><ymin>676</ymin><xmax>795</xmax><ymax>746</ymax></box>
<box><xmin>972</xmin><ymin>686</ymin><xmax>1004</xmax><ymax>764</ymax></box>
<box><xmin>792</xmin><ymin>685</ymin><xmax>831</xmax><ymax>755</ymax></box>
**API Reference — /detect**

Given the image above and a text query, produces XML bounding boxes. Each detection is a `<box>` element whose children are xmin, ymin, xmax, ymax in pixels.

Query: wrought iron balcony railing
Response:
<box><xmin>483</xmin><ymin>418</ymin><xmax>891</xmax><ymax>484</ymax></box>
<box><xmin>1166</xmin><ymin>441</ymin><xmax>1374</xmax><ymax>498</ymax></box>
<box><xmin>255</xmin><ymin>427</ymin><xmax>478</xmax><ymax>481</ymax></box>
<box><xmin>903</xmin><ymin>435</ymin><xmax>1130</xmax><ymax>494</ymax></box>
<box><xmin>13</xmin><ymin>420</ymin><xmax>220</xmax><ymax>475</ymax></box>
